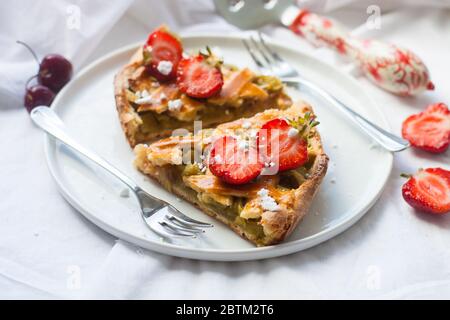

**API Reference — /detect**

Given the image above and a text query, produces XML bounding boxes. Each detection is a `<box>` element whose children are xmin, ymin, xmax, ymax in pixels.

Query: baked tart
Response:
<box><xmin>114</xmin><ymin>27</ymin><xmax>292</xmax><ymax>147</ymax></box>
<box><xmin>134</xmin><ymin>101</ymin><xmax>328</xmax><ymax>246</ymax></box>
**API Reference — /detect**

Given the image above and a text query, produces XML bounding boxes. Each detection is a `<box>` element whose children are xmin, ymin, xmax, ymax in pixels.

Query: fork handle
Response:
<box><xmin>30</xmin><ymin>106</ymin><xmax>141</xmax><ymax>191</ymax></box>
<box><xmin>282</xmin><ymin>77</ymin><xmax>410</xmax><ymax>152</ymax></box>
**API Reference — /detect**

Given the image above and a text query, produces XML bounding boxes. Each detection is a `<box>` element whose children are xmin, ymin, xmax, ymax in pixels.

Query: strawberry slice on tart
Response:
<box><xmin>208</xmin><ymin>136</ymin><xmax>263</xmax><ymax>185</ymax></box>
<box><xmin>402</xmin><ymin>167</ymin><xmax>450</xmax><ymax>214</ymax></box>
<box><xmin>143</xmin><ymin>26</ymin><xmax>183</xmax><ymax>82</ymax></box>
<box><xmin>402</xmin><ymin>103</ymin><xmax>450</xmax><ymax>153</ymax></box>
<box><xmin>177</xmin><ymin>51</ymin><xmax>224</xmax><ymax>99</ymax></box>
<box><xmin>133</xmin><ymin>102</ymin><xmax>329</xmax><ymax>246</ymax></box>
<box><xmin>257</xmin><ymin>114</ymin><xmax>318</xmax><ymax>173</ymax></box>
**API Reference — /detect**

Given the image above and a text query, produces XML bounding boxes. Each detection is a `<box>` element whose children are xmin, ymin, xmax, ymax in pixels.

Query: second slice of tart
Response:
<box><xmin>134</xmin><ymin>101</ymin><xmax>328</xmax><ymax>246</ymax></box>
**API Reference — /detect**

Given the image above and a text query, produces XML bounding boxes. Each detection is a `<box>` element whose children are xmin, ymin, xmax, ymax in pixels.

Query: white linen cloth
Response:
<box><xmin>1</xmin><ymin>0</ymin><xmax>450</xmax><ymax>299</ymax></box>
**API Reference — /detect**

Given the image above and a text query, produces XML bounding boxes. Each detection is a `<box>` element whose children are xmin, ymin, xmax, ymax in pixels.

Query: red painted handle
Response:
<box><xmin>287</xmin><ymin>9</ymin><xmax>434</xmax><ymax>96</ymax></box>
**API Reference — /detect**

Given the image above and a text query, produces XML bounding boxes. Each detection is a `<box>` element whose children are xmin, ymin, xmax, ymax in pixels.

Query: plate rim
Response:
<box><xmin>44</xmin><ymin>33</ymin><xmax>394</xmax><ymax>261</ymax></box>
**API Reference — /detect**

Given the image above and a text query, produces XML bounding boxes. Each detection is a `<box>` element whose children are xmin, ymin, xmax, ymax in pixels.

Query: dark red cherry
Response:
<box><xmin>38</xmin><ymin>54</ymin><xmax>73</xmax><ymax>93</ymax></box>
<box><xmin>17</xmin><ymin>41</ymin><xmax>73</xmax><ymax>93</ymax></box>
<box><xmin>24</xmin><ymin>85</ymin><xmax>55</xmax><ymax>112</ymax></box>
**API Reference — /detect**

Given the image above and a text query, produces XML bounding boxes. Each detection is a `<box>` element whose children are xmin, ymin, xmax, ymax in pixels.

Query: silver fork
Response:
<box><xmin>243</xmin><ymin>32</ymin><xmax>410</xmax><ymax>152</ymax></box>
<box><xmin>31</xmin><ymin>107</ymin><xmax>213</xmax><ymax>239</ymax></box>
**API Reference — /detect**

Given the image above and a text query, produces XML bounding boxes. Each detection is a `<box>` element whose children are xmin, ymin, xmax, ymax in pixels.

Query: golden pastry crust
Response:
<box><xmin>134</xmin><ymin>101</ymin><xmax>329</xmax><ymax>246</ymax></box>
<box><xmin>114</xmin><ymin>47</ymin><xmax>148</xmax><ymax>148</ymax></box>
<box><xmin>114</xmin><ymin>47</ymin><xmax>292</xmax><ymax>147</ymax></box>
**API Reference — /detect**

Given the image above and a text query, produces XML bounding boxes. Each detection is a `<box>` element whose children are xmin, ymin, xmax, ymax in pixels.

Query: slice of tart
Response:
<box><xmin>114</xmin><ymin>27</ymin><xmax>292</xmax><ymax>147</ymax></box>
<box><xmin>134</xmin><ymin>101</ymin><xmax>328</xmax><ymax>246</ymax></box>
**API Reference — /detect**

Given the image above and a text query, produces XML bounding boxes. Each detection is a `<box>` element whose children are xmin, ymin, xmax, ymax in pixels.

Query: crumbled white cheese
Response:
<box><xmin>119</xmin><ymin>188</ymin><xmax>130</xmax><ymax>198</ymax></box>
<box><xmin>168</xmin><ymin>99</ymin><xmax>183</xmax><ymax>112</ymax></box>
<box><xmin>242</xmin><ymin>121</ymin><xmax>251</xmax><ymax>129</ymax></box>
<box><xmin>141</xmin><ymin>89</ymin><xmax>150</xmax><ymax>97</ymax></box>
<box><xmin>135</xmin><ymin>96</ymin><xmax>155</xmax><ymax>105</ymax></box>
<box><xmin>257</xmin><ymin>188</ymin><xmax>269</xmax><ymax>197</ymax></box>
<box><xmin>146</xmin><ymin>46</ymin><xmax>153</xmax><ymax>53</ymax></box>
<box><xmin>157</xmin><ymin>60</ymin><xmax>173</xmax><ymax>75</ymax></box>
<box><xmin>257</xmin><ymin>188</ymin><xmax>280</xmax><ymax>211</ymax></box>
<box><xmin>152</xmin><ymin>82</ymin><xmax>160</xmax><ymax>88</ymax></box>
<box><xmin>288</xmin><ymin>127</ymin><xmax>299</xmax><ymax>138</ymax></box>
<box><xmin>249</xmin><ymin>130</ymin><xmax>258</xmax><ymax>138</ymax></box>
<box><xmin>135</xmin><ymin>90</ymin><xmax>142</xmax><ymax>98</ymax></box>
<box><xmin>159</xmin><ymin>92</ymin><xmax>167</xmax><ymax>101</ymax></box>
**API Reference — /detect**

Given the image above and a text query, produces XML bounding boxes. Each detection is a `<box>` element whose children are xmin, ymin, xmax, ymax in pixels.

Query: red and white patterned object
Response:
<box><xmin>289</xmin><ymin>10</ymin><xmax>434</xmax><ymax>96</ymax></box>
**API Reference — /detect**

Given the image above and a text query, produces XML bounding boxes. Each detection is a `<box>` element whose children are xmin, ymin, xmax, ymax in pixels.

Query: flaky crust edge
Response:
<box><xmin>114</xmin><ymin>47</ymin><xmax>172</xmax><ymax>148</ymax></box>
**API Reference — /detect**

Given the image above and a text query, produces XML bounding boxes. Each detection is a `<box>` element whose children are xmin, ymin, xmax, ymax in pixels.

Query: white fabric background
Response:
<box><xmin>1</xmin><ymin>0</ymin><xmax>450</xmax><ymax>299</ymax></box>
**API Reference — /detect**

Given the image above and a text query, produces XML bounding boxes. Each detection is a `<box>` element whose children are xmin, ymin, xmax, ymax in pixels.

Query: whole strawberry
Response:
<box><xmin>401</xmin><ymin>167</ymin><xmax>450</xmax><ymax>214</ymax></box>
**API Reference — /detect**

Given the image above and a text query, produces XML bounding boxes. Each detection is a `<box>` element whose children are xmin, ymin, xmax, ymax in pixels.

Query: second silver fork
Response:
<box><xmin>31</xmin><ymin>107</ymin><xmax>213</xmax><ymax>240</ymax></box>
<box><xmin>243</xmin><ymin>32</ymin><xmax>410</xmax><ymax>153</ymax></box>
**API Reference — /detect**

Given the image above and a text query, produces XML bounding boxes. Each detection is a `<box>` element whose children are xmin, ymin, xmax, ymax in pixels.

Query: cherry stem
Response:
<box><xmin>16</xmin><ymin>40</ymin><xmax>40</xmax><ymax>66</ymax></box>
<box><xmin>400</xmin><ymin>173</ymin><xmax>412</xmax><ymax>179</ymax></box>
<box><xmin>25</xmin><ymin>74</ymin><xmax>38</xmax><ymax>89</ymax></box>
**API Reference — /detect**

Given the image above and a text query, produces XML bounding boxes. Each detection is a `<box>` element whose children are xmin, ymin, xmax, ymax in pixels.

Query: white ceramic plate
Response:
<box><xmin>45</xmin><ymin>34</ymin><xmax>393</xmax><ymax>261</ymax></box>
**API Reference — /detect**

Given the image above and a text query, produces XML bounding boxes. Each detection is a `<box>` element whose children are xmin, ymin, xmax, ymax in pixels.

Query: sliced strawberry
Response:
<box><xmin>402</xmin><ymin>168</ymin><xmax>450</xmax><ymax>214</ymax></box>
<box><xmin>208</xmin><ymin>136</ymin><xmax>263</xmax><ymax>185</ymax></box>
<box><xmin>257</xmin><ymin>118</ymin><xmax>308</xmax><ymax>172</ymax></box>
<box><xmin>176</xmin><ymin>55</ymin><xmax>223</xmax><ymax>98</ymax></box>
<box><xmin>402</xmin><ymin>103</ymin><xmax>450</xmax><ymax>153</ymax></box>
<box><xmin>144</xmin><ymin>27</ymin><xmax>183</xmax><ymax>82</ymax></box>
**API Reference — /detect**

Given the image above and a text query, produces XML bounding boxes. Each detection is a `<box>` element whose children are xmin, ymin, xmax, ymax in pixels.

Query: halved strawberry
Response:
<box><xmin>208</xmin><ymin>136</ymin><xmax>263</xmax><ymax>185</ymax></box>
<box><xmin>257</xmin><ymin>118</ymin><xmax>308</xmax><ymax>172</ymax></box>
<box><xmin>144</xmin><ymin>27</ymin><xmax>183</xmax><ymax>82</ymax></box>
<box><xmin>402</xmin><ymin>168</ymin><xmax>450</xmax><ymax>214</ymax></box>
<box><xmin>176</xmin><ymin>55</ymin><xmax>223</xmax><ymax>98</ymax></box>
<box><xmin>402</xmin><ymin>103</ymin><xmax>450</xmax><ymax>153</ymax></box>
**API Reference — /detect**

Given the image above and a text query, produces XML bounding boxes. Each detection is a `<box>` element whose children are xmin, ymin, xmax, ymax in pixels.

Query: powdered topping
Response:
<box><xmin>159</xmin><ymin>92</ymin><xmax>167</xmax><ymax>101</ymax></box>
<box><xmin>242</xmin><ymin>121</ymin><xmax>251</xmax><ymax>129</ymax></box>
<box><xmin>135</xmin><ymin>96</ymin><xmax>155</xmax><ymax>105</ymax></box>
<box><xmin>257</xmin><ymin>188</ymin><xmax>280</xmax><ymax>211</ymax></box>
<box><xmin>168</xmin><ymin>99</ymin><xmax>183</xmax><ymax>112</ymax></box>
<box><xmin>288</xmin><ymin>127</ymin><xmax>299</xmax><ymax>138</ymax></box>
<box><xmin>157</xmin><ymin>60</ymin><xmax>173</xmax><ymax>75</ymax></box>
